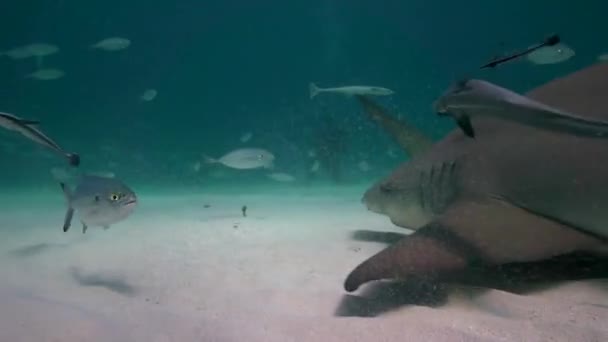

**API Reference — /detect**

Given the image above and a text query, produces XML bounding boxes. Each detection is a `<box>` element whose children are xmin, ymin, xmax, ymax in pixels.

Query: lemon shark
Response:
<box><xmin>345</xmin><ymin>62</ymin><xmax>608</xmax><ymax>293</ymax></box>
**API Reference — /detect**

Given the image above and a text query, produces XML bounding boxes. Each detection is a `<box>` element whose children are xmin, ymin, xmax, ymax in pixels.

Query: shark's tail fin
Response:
<box><xmin>309</xmin><ymin>82</ymin><xmax>321</xmax><ymax>99</ymax></box>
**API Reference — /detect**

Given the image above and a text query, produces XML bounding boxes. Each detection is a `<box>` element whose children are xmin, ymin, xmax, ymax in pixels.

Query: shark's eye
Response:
<box><xmin>380</xmin><ymin>183</ymin><xmax>396</xmax><ymax>193</ymax></box>
<box><xmin>110</xmin><ymin>193</ymin><xmax>120</xmax><ymax>201</ymax></box>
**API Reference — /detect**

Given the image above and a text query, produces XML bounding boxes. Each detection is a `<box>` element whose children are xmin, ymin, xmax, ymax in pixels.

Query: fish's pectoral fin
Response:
<box><xmin>82</xmin><ymin>222</ymin><xmax>88</xmax><ymax>234</ymax></box>
<box><xmin>344</xmin><ymin>198</ymin><xmax>605</xmax><ymax>292</ymax></box>
<box><xmin>62</xmin><ymin>207</ymin><xmax>74</xmax><ymax>232</ymax></box>
<box><xmin>454</xmin><ymin>113</ymin><xmax>475</xmax><ymax>138</ymax></box>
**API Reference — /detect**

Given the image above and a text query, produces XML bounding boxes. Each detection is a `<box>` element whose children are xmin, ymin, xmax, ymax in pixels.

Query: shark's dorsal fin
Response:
<box><xmin>356</xmin><ymin>95</ymin><xmax>433</xmax><ymax>158</ymax></box>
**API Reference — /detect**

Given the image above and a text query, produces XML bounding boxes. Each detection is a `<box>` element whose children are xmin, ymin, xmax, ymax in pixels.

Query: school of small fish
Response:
<box><xmin>0</xmin><ymin>32</ymin><xmax>591</xmax><ymax>236</ymax></box>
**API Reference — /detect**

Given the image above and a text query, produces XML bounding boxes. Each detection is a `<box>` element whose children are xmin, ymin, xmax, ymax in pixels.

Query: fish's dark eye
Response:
<box><xmin>258</xmin><ymin>154</ymin><xmax>264</xmax><ymax>160</ymax></box>
<box><xmin>110</xmin><ymin>193</ymin><xmax>120</xmax><ymax>201</ymax></box>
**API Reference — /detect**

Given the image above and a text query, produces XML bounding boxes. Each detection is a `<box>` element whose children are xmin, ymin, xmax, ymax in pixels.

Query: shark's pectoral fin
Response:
<box><xmin>344</xmin><ymin>222</ymin><xmax>476</xmax><ymax>292</ymax></box>
<box><xmin>344</xmin><ymin>198</ymin><xmax>604</xmax><ymax>292</ymax></box>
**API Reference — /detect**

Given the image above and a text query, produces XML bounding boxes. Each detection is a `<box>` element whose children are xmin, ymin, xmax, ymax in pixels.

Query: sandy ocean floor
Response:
<box><xmin>1</xmin><ymin>185</ymin><xmax>607</xmax><ymax>342</ymax></box>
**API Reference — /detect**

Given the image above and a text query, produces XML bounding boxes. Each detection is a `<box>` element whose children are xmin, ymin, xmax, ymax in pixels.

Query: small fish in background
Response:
<box><xmin>91</xmin><ymin>37</ymin><xmax>131</xmax><ymax>51</ymax></box>
<box><xmin>58</xmin><ymin>174</ymin><xmax>137</xmax><ymax>233</ymax></box>
<box><xmin>1</xmin><ymin>43</ymin><xmax>59</xmax><ymax>67</ymax></box>
<box><xmin>26</xmin><ymin>68</ymin><xmax>65</xmax><ymax>80</ymax></box>
<box><xmin>0</xmin><ymin>112</ymin><xmax>79</xmax><ymax>166</ymax></box>
<box><xmin>1</xmin><ymin>46</ymin><xmax>32</xmax><ymax>59</ymax></box>
<box><xmin>598</xmin><ymin>53</ymin><xmax>608</xmax><ymax>62</ymax></box>
<box><xmin>240</xmin><ymin>132</ymin><xmax>253</xmax><ymax>143</ymax></box>
<box><xmin>358</xmin><ymin>161</ymin><xmax>371</xmax><ymax>172</ymax></box>
<box><xmin>192</xmin><ymin>161</ymin><xmax>201</xmax><ymax>172</ymax></box>
<box><xmin>310</xmin><ymin>160</ymin><xmax>320</xmax><ymax>172</ymax></box>
<box><xmin>480</xmin><ymin>34</ymin><xmax>561</xmax><ymax>69</ymax></box>
<box><xmin>140</xmin><ymin>89</ymin><xmax>157</xmax><ymax>102</ymax></box>
<box><xmin>267</xmin><ymin>172</ymin><xmax>296</xmax><ymax>182</ymax></box>
<box><xmin>203</xmin><ymin>148</ymin><xmax>275</xmax><ymax>170</ymax></box>
<box><xmin>88</xmin><ymin>171</ymin><xmax>116</xmax><ymax>178</ymax></box>
<box><xmin>309</xmin><ymin>82</ymin><xmax>394</xmax><ymax>99</ymax></box>
<box><xmin>24</xmin><ymin>43</ymin><xmax>59</xmax><ymax>67</ymax></box>
<box><xmin>526</xmin><ymin>42</ymin><xmax>575</xmax><ymax>65</ymax></box>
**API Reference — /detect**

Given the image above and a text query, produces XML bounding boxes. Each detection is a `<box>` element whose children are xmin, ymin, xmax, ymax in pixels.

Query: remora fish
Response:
<box><xmin>433</xmin><ymin>78</ymin><xmax>608</xmax><ymax>139</ymax></box>
<box><xmin>309</xmin><ymin>83</ymin><xmax>394</xmax><ymax>99</ymax></box>
<box><xmin>60</xmin><ymin>175</ymin><xmax>137</xmax><ymax>233</ymax></box>
<box><xmin>344</xmin><ymin>63</ymin><xmax>608</xmax><ymax>293</ymax></box>
<box><xmin>0</xmin><ymin>112</ymin><xmax>79</xmax><ymax>166</ymax></box>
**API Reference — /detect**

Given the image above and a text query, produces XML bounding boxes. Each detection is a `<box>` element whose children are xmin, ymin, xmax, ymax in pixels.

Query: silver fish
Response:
<box><xmin>267</xmin><ymin>172</ymin><xmax>295</xmax><ymax>182</ymax></box>
<box><xmin>309</xmin><ymin>83</ymin><xmax>394</xmax><ymax>99</ymax></box>
<box><xmin>60</xmin><ymin>175</ymin><xmax>137</xmax><ymax>233</ymax></box>
<box><xmin>0</xmin><ymin>112</ymin><xmax>79</xmax><ymax>166</ymax></box>
<box><xmin>204</xmin><ymin>148</ymin><xmax>274</xmax><ymax>170</ymax></box>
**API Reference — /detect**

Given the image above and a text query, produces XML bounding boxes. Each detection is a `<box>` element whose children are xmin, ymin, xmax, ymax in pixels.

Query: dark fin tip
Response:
<box><xmin>20</xmin><ymin>119</ymin><xmax>41</xmax><ymax>125</ymax></box>
<box><xmin>456</xmin><ymin>115</ymin><xmax>475</xmax><ymax>138</ymax></box>
<box><xmin>68</xmin><ymin>153</ymin><xmax>80</xmax><ymax>167</ymax></box>
<box><xmin>545</xmin><ymin>34</ymin><xmax>560</xmax><ymax>46</ymax></box>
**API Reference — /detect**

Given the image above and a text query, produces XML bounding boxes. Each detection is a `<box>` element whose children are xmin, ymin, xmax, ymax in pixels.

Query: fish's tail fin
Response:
<box><xmin>66</xmin><ymin>153</ymin><xmax>80</xmax><ymax>167</ymax></box>
<box><xmin>59</xmin><ymin>183</ymin><xmax>75</xmax><ymax>232</ymax></box>
<box><xmin>202</xmin><ymin>155</ymin><xmax>218</xmax><ymax>164</ymax></box>
<box><xmin>309</xmin><ymin>82</ymin><xmax>321</xmax><ymax>99</ymax></box>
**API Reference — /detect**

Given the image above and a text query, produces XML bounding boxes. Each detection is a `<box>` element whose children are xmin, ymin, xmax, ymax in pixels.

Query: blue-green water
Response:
<box><xmin>1</xmin><ymin>1</ymin><xmax>608</xmax><ymax>341</ymax></box>
<box><xmin>1</xmin><ymin>0</ymin><xmax>607</xmax><ymax>188</ymax></box>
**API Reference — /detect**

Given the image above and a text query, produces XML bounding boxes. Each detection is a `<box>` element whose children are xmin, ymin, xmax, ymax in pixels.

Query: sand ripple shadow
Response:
<box><xmin>69</xmin><ymin>267</ymin><xmax>138</xmax><ymax>297</ymax></box>
<box><xmin>8</xmin><ymin>242</ymin><xmax>68</xmax><ymax>258</ymax></box>
<box><xmin>350</xmin><ymin>229</ymin><xmax>407</xmax><ymax>244</ymax></box>
<box><xmin>335</xmin><ymin>280</ymin><xmax>448</xmax><ymax>317</ymax></box>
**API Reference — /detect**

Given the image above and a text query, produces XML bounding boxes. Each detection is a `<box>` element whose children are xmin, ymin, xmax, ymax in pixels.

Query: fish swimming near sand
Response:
<box><xmin>0</xmin><ymin>112</ymin><xmax>79</xmax><ymax>166</ymax></box>
<box><xmin>309</xmin><ymin>83</ymin><xmax>394</xmax><ymax>99</ymax></box>
<box><xmin>59</xmin><ymin>175</ymin><xmax>137</xmax><ymax>233</ymax></box>
<box><xmin>344</xmin><ymin>62</ymin><xmax>608</xmax><ymax>293</ymax></box>
<box><xmin>203</xmin><ymin>148</ymin><xmax>275</xmax><ymax>170</ymax></box>
<box><xmin>267</xmin><ymin>172</ymin><xmax>295</xmax><ymax>182</ymax></box>
<box><xmin>433</xmin><ymin>78</ymin><xmax>608</xmax><ymax>139</ymax></box>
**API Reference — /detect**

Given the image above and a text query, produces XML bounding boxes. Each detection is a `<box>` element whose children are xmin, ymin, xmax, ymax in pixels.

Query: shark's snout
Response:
<box><xmin>361</xmin><ymin>187</ymin><xmax>384</xmax><ymax>214</ymax></box>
